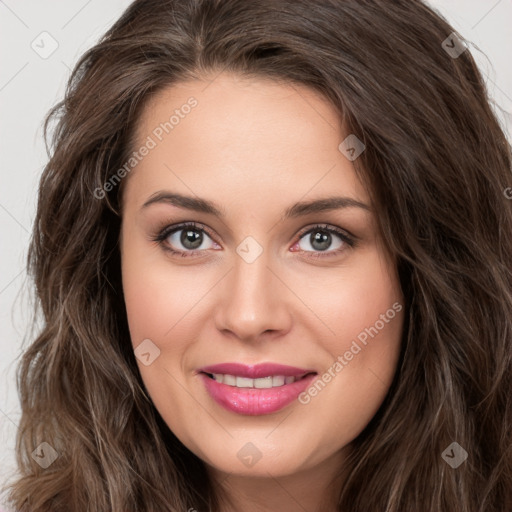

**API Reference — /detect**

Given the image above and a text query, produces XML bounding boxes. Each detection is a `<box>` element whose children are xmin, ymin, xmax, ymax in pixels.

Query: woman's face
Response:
<box><xmin>120</xmin><ymin>72</ymin><xmax>404</xmax><ymax>479</ymax></box>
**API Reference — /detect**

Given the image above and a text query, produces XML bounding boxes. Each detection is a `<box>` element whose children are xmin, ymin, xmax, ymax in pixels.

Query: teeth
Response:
<box><xmin>254</xmin><ymin>376</ymin><xmax>273</xmax><ymax>389</ymax></box>
<box><xmin>210</xmin><ymin>374</ymin><xmax>298</xmax><ymax>388</ymax></box>
<box><xmin>272</xmin><ymin>375</ymin><xmax>285</xmax><ymax>387</ymax></box>
<box><xmin>223</xmin><ymin>374</ymin><xmax>236</xmax><ymax>386</ymax></box>
<box><xmin>236</xmin><ymin>376</ymin><xmax>253</xmax><ymax>388</ymax></box>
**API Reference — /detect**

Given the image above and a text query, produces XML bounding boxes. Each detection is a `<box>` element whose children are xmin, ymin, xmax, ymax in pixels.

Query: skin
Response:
<box><xmin>120</xmin><ymin>72</ymin><xmax>404</xmax><ymax>512</ymax></box>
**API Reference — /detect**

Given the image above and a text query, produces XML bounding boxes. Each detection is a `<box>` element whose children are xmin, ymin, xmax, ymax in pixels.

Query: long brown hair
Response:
<box><xmin>3</xmin><ymin>0</ymin><xmax>512</xmax><ymax>510</ymax></box>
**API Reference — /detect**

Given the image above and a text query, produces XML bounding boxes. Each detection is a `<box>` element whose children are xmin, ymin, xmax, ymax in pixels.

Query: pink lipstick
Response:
<box><xmin>198</xmin><ymin>362</ymin><xmax>317</xmax><ymax>415</ymax></box>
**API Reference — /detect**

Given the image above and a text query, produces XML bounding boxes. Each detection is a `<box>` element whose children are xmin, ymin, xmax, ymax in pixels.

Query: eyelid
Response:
<box><xmin>295</xmin><ymin>223</ymin><xmax>356</xmax><ymax>244</ymax></box>
<box><xmin>151</xmin><ymin>221</ymin><xmax>357</xmax><ymax>257</ymax></box>
<box><xmin>152</xmin><ymin>221</ymin><xmax>355</xmax><ymax>242</ymax></box>
<box><xmin>151</xmin><ymin>221</ymin><xmax>216</xmax><ymax>241</ymax></box>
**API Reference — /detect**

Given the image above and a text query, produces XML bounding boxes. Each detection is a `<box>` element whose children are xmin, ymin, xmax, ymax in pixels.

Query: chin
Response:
<box><xmin>197</xmin><ymin>439</ymin><xmax>316</xmax><ymax>478</ymax></box>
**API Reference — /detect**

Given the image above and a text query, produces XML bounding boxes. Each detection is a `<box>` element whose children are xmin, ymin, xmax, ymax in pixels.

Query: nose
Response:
<box><xmin>214</xmin><ymin>249</ymin><xmax>293</xmax><ymax>342</ymax></box>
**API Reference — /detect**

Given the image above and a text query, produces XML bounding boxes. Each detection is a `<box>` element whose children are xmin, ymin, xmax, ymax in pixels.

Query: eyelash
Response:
<box><xmin>150</xmin><ymin>221</ymin><xmax>357</xmax><ymax>259</ymax></box>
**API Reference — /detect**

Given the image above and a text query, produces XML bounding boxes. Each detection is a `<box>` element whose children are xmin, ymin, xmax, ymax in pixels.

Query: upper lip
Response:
<box><xmin>198</xmin><ymin>362</ymin><xmax>317</xmax><ymax>379</ymax></box>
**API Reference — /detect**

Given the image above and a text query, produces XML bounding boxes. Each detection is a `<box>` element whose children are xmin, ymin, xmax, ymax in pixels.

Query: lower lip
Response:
<box><xmin>200</xmin><ymin>373</ymin><xmax>317</xmax><ymax>415</ymax></box>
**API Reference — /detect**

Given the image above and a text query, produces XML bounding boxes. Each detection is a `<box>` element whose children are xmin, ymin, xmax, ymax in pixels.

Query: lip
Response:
<box><xmin>199</xmin><ymin>362</ymin><xmax>315</xmax><ymax>379</ymax></box>
<box><xmin>198</xmin><ymin>362</ymin><xmax>318</xmax><ymax>415</ymax></box>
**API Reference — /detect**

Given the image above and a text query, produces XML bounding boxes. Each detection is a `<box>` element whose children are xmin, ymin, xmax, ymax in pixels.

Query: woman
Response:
<box><xmin>3</xmin><ymin>0</ymin><xmax>511</xmax><ymax>510</ymax></box>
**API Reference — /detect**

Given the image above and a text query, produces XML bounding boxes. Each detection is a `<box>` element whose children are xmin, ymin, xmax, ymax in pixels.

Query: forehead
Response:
<box><xmin>123</xmin><ymin>72</ymin><xmax>369</xmax><ymax>213</ymax></box>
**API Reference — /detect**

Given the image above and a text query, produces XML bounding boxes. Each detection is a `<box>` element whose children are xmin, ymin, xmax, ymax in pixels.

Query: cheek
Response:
<box><xmin>309</xmin><ymin>248</ymin><xmax>403</xmax><ymax>352</ymax></box>
<box><xmin>121</xmin><ymin>235</ymin><xmax>211</xmax><ymax>350</ymax></box>
<box><xmin>120</xmin><ymin>246</ymin><xmax>206</xmax><ymax>437</ymax></box>
<box><xmin>297</xmin><ymin>251</ymin><xmax>404</xmax><ymax>442</ymax></box>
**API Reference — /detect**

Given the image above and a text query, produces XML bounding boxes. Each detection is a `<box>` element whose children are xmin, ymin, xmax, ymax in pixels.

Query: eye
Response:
<box><xmin>151</xmin><ymin>222</ymin><xmax>219</xmax><ymax>257</ymax></box>
<box><xmin>291</xmin><ymin>224</ymin><xmax>356</xmax><ymax>259</ymax></box>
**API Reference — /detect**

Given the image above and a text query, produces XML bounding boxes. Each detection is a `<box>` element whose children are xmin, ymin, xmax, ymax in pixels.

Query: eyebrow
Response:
<box><xmin>141</xmin><ymin>191</ymin><xmax>371</xmax><ymax>219</ymax></box>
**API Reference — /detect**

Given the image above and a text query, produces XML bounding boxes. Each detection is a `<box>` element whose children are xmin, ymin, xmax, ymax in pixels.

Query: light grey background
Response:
<box><xmin>1</xmin><ymin>0</ymin><xmax>511</xmax><ymax>505</ymax></box>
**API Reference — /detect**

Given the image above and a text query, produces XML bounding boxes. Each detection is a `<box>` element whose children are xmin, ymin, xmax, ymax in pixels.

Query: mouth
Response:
<box><xmin>197</xmin><ymin>363</ymin><xmax>318</xmax><ymax>415</ymax></box>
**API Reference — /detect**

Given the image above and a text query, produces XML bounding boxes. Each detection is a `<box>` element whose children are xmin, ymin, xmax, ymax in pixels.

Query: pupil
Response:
<box><xmin>181</xmin><ymin>229</ymin><xmax>202</xmax><ymax>249</ymax></box>
<box><xmin>311</xmin><ymin>230</ymin><xmax>331</xmax><ymax>251</ymax></box>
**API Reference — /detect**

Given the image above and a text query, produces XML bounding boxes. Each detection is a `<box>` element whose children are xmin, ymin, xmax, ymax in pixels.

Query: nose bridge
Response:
<box><xmin>215</xmin><ymin>239</ymin><xmax>290</xmax><ymax>339</ymax></box>
<box><xmin>234</xmin><ymin>245</ymin><xmax>272</xmax><ymax>300</ymax></box>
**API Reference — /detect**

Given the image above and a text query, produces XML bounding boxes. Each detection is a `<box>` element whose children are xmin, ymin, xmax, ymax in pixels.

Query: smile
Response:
<box><xmin>198</xmin><ymin>363</ymin><xmax>318</xmax><ymax>415</ymax></box>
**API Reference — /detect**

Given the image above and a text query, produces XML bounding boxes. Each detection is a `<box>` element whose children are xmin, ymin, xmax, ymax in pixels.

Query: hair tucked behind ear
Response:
<box><xmin>2</xmin><ymin>0</ymin><xmax>511</xmax><ymax>510</ymax></box>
